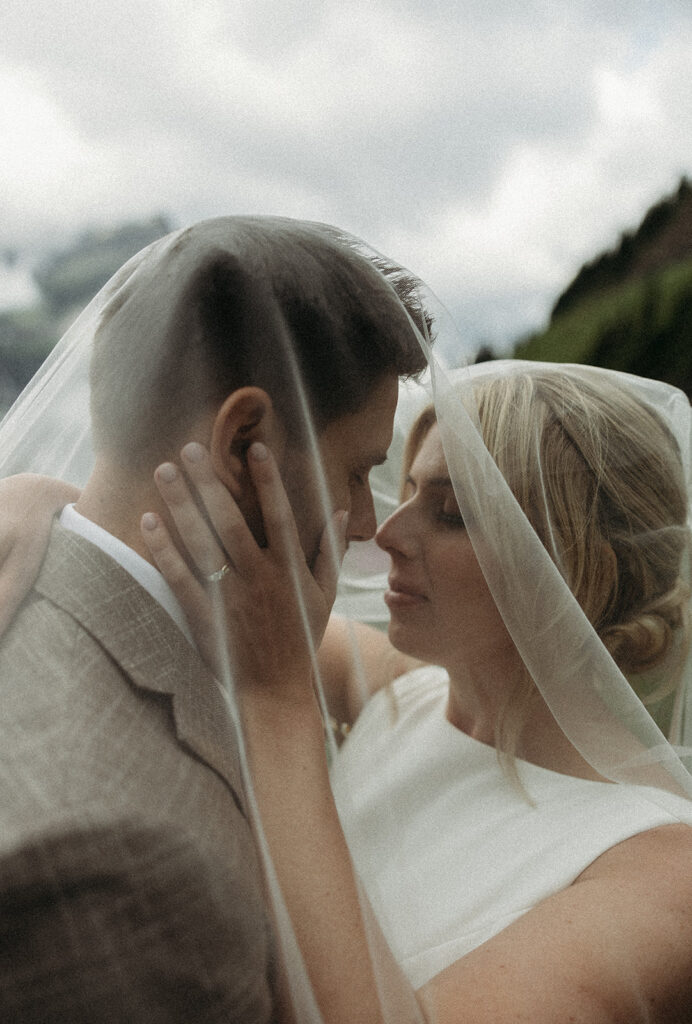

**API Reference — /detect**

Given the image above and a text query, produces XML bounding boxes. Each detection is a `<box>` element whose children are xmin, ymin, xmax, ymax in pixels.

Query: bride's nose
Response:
<box><xmin>375</xmin><ymin>503</ymin><xmax>416</xmax><ymax>557</ymax></box>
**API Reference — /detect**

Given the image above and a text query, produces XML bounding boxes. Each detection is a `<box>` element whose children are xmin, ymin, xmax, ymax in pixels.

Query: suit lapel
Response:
<box><xmin>36</xmin><ymin>523</ymin><xmax>247</xmax><ymax>816</ymax></box>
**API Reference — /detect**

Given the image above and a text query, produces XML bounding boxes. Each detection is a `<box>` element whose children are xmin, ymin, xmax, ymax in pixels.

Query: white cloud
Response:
<box><xmin>0</xmin><ymin>0</ymin><xmax>690</xmax><ymax>357</ymax></box>
<box><xmin>0</xmin><ymin>63</ymin><xmax>92</xmax><ymax>214</ymax></box>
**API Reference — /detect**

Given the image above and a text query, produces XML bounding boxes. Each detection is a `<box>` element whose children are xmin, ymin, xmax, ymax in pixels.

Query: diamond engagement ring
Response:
<box><xmin>205</xmin><ymin>563</ymin><xmax>231</xmax><ymax>583</ymax></box>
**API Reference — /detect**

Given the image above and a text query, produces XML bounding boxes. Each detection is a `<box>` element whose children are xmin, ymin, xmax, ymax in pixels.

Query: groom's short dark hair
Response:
<box><xmin>90</xmin><ymin>217</ymin><xmax>431</xmax><ymax>468</ymax></box>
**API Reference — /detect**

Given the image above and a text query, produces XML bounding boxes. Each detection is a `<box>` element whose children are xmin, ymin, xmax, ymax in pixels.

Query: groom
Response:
<box><xmin>0</xmin><ymin>218</ymin><xmax>428</xmax><ymax>1022</ymax></box>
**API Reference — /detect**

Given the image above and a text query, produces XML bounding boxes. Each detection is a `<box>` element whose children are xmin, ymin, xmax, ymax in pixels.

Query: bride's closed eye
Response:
<box><xmin>437</xmin><ymin>488</ymin><xmax>465</xmax><ymax>527</ymax></box>
<box><xmin>402</xmin><ymin>475</ymin><xmax>465</xmax><ymax>529</ymax></box>
<box><xmin>438</xmin><ymin>504</ymin><xmax>465</xmax><ymax>528</ymax></box>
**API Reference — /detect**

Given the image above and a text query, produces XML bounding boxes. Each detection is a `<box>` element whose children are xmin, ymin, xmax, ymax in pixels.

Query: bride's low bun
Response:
<box><xmin>474</xmin><ymin>369</ymin><xmax>691</xmax><ymax>752</ymax></box>
<box><xmin>602</xmin><ymin>578</ymin><xmax>690</xmax><ymax>677</ymax></box>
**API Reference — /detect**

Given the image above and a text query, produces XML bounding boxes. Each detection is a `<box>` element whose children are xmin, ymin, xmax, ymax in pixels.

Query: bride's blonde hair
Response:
<box><xmin>403</xmin><ymin>368</ymin><xmax>691</xmax><ymax>768</ymax></box>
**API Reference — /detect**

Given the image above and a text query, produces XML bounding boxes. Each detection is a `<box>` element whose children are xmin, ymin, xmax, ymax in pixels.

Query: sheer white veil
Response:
<box><xmin>1</xmin><ymin>216</ymin><xmax>691</xmax><ymax>1023</ymax></box>
<box><xmin>339</xmin><ymin>360</ymin><xmax>692</xmax><ymax>796</ymax></box>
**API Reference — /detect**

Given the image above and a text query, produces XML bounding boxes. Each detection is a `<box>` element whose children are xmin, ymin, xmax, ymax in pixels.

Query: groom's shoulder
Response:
<box><xmin>0</xmin><ymin>525</ymin><xmax>130</xmax><ymax>683</ymax></box>
<box><xmin>0</xmin><ymin>585</ymin><xmax>93</xmax><ymax>690</ymax></box>
<box><xmin>0</xmin><ymin>523</ymin><xmax>185</xmax><ymax>797</ymax></box>
<box><xmin>34</xmin><ymin>520</ymin><xmax>156</xmax><ymax>623</ymax></box>
<box><xmin>0</xmin><ymin>521</ymin><xmax>179</xmax><ymax>676</ymax></box>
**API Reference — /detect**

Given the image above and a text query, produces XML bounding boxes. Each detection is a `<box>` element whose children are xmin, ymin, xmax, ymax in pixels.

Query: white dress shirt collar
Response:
<box><xmin>59</xmin><ymin>503</ymin><xmax>195</xmax><ymax>648</ymax></box>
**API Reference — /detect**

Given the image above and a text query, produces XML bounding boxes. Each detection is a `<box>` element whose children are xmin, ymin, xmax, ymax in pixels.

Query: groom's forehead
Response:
<box><xmin>315</xmin><ymin>373</ymin><xmax>398</xmax><ymax>467</ymax></box>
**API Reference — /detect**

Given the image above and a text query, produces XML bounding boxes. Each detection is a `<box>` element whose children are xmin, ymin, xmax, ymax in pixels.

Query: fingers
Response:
<box><xmin>177</xmin><ymin>442</ymin><xmax>265</xmax><ymax>577</ymax></box>
<box><xmin>153</xmin><ymin>457</ymin><xmax>231</xmax><ymax>577</ymax></box>
<box><xmin>146</xmin><ymin>442</ymin><xmax>340</xmax><ymax>683</ymax></box>
<box><xmin>141</xmin><ymin>512</ymin><xmax>207</xmax><ymax>607</ymax></box>
<box><xmin>244</xmin><ymin>442</ymin><xmax>303</xmax><ymax>565</ymax></box>
<box><xmin>175</xmin><ymin>441</ymin><xmax>305</xmax><ymax>576</ymax></box>
<box><xmin>155</xmin><ymin>440</ymin><xmax>332</xmax><ymax>593</ymax></box>
<box><xmin>140</xmin><ymin>511</ymin><xmax>220</xmax><ymax>669</ymax></box>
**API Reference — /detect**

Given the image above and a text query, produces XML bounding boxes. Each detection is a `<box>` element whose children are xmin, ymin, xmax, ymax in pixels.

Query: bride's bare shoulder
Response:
<box><xmin>577</xmin><ymin>819</ymin><xmax>692</xmax><ymax>888</ymax></box>
<box><xmin>421</xmin><ymin>821</ymin><xmax>692</xmax><ymax>1024</ymax></box>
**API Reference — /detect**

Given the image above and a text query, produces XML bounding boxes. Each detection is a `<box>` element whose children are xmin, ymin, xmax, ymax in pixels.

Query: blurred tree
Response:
<box><xmin>1</xmin><ymin>249</ymin><xmax>19</xmax><ymax>269</ymax></box>
<box><xmin>0</xmin><ymin>214</ymin><xmax>172</xmax><ymax>414</ymax></box>
<box><xmin>551</xmin><ymin>178</ymin><xmax>691</xmax><ymax>320</ymax></box>
<box><xmin>33</xmin><ymin>214</ymin><xmax>172</xmax><ymax>319</ymax></box>
<box><xmin>515</xmin><ymin>179</ymin><xmax>692</xmax><ymax>398</ymax></box>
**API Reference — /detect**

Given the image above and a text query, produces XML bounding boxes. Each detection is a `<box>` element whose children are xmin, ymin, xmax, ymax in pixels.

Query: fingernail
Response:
<box><xmin>142</xmin><ymin>512</ymin><xmax>158</xmax><ymax>531</ymax></box>
<box><xmin>157</xmin><ymin>463</ymin><xmax>177</xmax><ymax>483</ymax></box>
<box><xmin>249</xmin><ymin>442</ymin><xmax>268</xmax><ymax>461</ymax></box>
<box><xmin>182</xmin><ymin>442</ymin><xmax>204</xmax><ymax>463</ymax></box>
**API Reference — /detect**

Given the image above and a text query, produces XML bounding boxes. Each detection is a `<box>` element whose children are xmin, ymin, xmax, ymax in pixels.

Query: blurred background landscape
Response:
<box><xmin>2</xmin><ymin>0</ymin><xmax>691</xmax><ymax>414</ymax></box>
<box><xmin>2</xmin><ymin>176</ymin><xmax>690</xmax><ymax>415</ymax></box>
<box><xmin>515</xmin><ymin>176</ymin><xmax>692</xmax><ymax>394</ymax></box>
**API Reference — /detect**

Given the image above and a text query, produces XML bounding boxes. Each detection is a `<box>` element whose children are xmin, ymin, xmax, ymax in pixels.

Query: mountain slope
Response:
<box><xmin>515</xmin><ymin>178</ymin><xmax>692</xmax><ymax>396</ymax></box>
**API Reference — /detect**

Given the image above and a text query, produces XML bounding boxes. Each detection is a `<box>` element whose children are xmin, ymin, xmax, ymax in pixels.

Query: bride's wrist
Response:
<box><xmin>242</xmin><ymin>701</ymin><xmax>330</xmax><ymax>791</ymax></box>
<box><xmin>240</xmin><ymin>683</ymin><xmax>325</xmax><ymax>744</ymax></box>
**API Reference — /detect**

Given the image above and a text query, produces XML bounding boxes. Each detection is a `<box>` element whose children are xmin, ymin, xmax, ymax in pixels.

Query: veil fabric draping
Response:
<box><xmin>337</xmin><ymin>360</ymin><xmax>692</xmax><ymax>785</ymax></box>
<box><xmin>1</xmin><ymin>216</ymin><xmax>691</xmax><ymax>1023</ymax></box>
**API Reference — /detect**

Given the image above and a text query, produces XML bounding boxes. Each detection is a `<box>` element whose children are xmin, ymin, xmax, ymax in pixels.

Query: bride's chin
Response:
<box><xmin>387</xmin><ymin>621</ymin><xmax>429</xmax><ymax>661</ymax></box>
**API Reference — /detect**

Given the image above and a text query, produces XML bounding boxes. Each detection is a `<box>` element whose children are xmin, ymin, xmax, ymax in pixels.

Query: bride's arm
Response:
<box><xmin>0</xmin><ymin>474</ymin><xmax>80</xmax><ymax>634</ymax></box>
<box><xmin>141</xmin><ymin>442</ymin><xmax>424</xmax><ymax>1024</ymax></box>
<box><xmin>417</xmin><ymin>823</ymin><xmax>692</xmax><ymax>1023</ymax></box>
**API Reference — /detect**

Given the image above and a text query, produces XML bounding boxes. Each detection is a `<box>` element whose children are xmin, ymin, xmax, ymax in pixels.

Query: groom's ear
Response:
<box><xmin>209</xmin><ymin>387</ymin><xmax>279</xmax><ymax>499</ymax></box>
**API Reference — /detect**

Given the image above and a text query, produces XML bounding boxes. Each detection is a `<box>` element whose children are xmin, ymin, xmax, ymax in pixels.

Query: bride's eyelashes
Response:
<box><xmin>438</xmin><ymin>508</ymin><xmax>465</xmax><ymax>528</ymax></box>
<box><xmin>402</xmin><ymin>476</ymin><xmax>465</xmax><ymax>529</ymax></box>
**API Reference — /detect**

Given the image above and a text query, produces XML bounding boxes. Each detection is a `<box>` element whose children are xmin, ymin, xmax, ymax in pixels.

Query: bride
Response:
<box><xmin>134</xmin><ymin>361</ymin><xmax>692</xmax><ymax>1021</ymax></box>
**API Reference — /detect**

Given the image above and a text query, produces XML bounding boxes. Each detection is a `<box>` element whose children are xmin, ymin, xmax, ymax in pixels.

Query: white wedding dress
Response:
<box><xmin>331</xmin><ymin>665</ymin><xmax>692</xmax><ymax>988</ymax></box>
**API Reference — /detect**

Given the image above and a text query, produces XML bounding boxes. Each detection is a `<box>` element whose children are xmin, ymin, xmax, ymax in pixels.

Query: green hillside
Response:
<box><xmin>515</xmin><ymin>256</ymin><xmax>692</xmax><ymax>395</ymax></box>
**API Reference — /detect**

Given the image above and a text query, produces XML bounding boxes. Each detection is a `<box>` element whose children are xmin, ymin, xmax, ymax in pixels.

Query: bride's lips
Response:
<box><xmin>384</xmin><ymin>577</ymin><xmax>427</xmax><ymax>608</ymax></box>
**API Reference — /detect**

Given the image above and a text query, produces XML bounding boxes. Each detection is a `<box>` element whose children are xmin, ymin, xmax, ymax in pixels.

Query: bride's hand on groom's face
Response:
<box><xmin>141</xmin><ymin>442</ymin><xmax>348</xmax><ymax>705</ymax></box>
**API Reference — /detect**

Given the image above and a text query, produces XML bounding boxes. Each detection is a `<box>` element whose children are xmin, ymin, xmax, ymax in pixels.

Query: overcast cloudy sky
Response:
<box><xmin>1</xmin><ymin>0</ymin><xmax>690</xmax><ymax>360</ymax></box>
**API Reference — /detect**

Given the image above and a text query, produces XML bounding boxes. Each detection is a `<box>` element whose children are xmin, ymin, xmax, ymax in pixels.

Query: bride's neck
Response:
<box><xmin>444</xmin><ymin>648</ymin><xmax>517</xmax><ymax>746</ymax></box>
<box><xmin>445</xmin><ymin>659</ymin><xmax>608</xmax><ymax>782</ymax></box>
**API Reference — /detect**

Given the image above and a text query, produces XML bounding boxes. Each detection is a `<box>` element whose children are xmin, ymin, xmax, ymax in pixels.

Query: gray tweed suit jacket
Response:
<box><xmin>0</xmin><ymin>522</ymin><xmax>274</xmax><ymax>1023</ymax></box>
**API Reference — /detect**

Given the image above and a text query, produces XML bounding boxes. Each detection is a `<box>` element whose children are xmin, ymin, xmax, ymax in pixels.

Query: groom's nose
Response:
<box><xmin>346</xmin><ymin>484</ymin><xmax>377</xmax><ymax>542</ymax></box>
